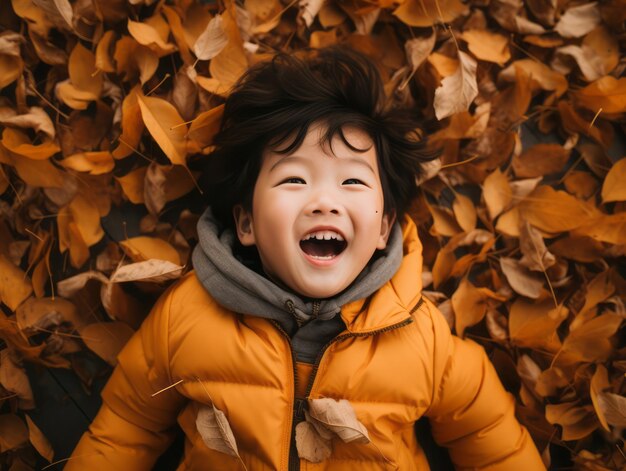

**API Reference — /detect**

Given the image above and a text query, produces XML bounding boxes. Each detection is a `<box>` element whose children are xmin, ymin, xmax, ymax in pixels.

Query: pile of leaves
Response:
<box><xmin>0</xmin><ymin>0</ymin><xmax>624</xmax><ymax>468</ymax></box>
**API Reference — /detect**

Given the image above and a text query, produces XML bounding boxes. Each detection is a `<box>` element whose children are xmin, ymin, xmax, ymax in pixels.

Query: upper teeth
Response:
<box><xmin>302</xmin><ymin>231</ymin><xmax>344</xmax><ymax>241</ymax></box>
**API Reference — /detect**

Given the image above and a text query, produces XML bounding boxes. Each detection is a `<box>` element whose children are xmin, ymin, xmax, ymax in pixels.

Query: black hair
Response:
<box><xmin>199</xmin><ymin>45</ymin><xmax>437</xmax><ymax>230</ymax></box>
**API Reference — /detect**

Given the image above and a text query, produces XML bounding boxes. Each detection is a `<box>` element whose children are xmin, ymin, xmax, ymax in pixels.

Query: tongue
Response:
<box><xmin>300</xmin><ymin>239</ymin><xmax>339</xmax><ymax>257</ymax></box>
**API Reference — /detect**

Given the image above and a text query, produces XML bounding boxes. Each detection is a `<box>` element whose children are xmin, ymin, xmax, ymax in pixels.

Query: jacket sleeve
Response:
<box><xmin>65</xmin><ymin>286</ymin><xmax>186</xmax><ymax>470</ymax></box>
<box><xmin>422</xmin><ymin>299</ymin><xmax>546</xmax><ymax>471</ymax></box>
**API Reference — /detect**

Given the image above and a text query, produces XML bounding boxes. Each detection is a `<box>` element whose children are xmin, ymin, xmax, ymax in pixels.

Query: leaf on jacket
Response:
<box><xmin>295</xmin><ymin>420</ymin><xmax>332</xmax><ymax>463</ymax></box>
<box><xmin>195</xmin><ymin>403</ymin><xmax>240</xmax><ymax>457</ymax></box>
<box><xmin>307</xmin><ymin>398</ymin><xmax>370</xmax><ymax>444</ymax></box>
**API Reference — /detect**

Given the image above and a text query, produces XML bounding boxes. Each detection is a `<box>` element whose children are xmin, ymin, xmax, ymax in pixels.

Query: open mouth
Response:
<box><xmin>299</xmin><ymin>230</ymin><xmax>347</xmax><ymax>260</ymax></box>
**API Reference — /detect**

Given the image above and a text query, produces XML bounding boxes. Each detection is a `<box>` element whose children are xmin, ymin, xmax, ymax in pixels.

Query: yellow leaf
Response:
<box><xmin>1</xmin><ymin>128</ymin><xmax>60</xmax><ymax>160</ymax></box>
<box><xmin>137</xmin><ymin>94</ymin><xmax>188</xmax><ymax>166</ymax></box>
<box><xmin>78</xmin><ymin>321</ymin><xmax>135</xmax><ymax>366</ymax></box>
<box><xmin>128</xmin><ymin>18</ymin><xmax>176</xmax><ymax>56</ymax></box>
<box><xmin>25</xmin><ymin>415</ymin><xmax>54</xmax><ymax>462</ymax></box>
<box><xmin>561</xmin><ymin>313</ymin><xmax>622</xmax><ymax>364</ymax></box>
<box><xmin>393</xmin><ymin>0</ymin><xmax>468</xmax><ymax>27</ymax></box>
<box><xmin>115</xmin><ymin>166</ymin><xmax>147</xmax><ymax>204</ymax></box>
<box><xmin>0</xmin><ymin>254</ymin><xmax>33</xmax><ymax>311</ymax></box>
<box><xmin>601</xmin><ymin>157</ymin><xmax>626</xmax><ymax>203</ymax></box>
<box><xmin>452</xmin><ymin>192</ymin><xmax>476</xmax><ymax>232</ymax></box>
<box><xmin>68</xmin><ymin>193</ymin><xmax>105</xmax><ymax>247</ymax></box>
<box><xmin>95</xmin><ymin>30</ymin><xmax>117</xmax><ymax>73</ymax></box>
<box><xmin>590</xmin><ymin>365</ymin><xmax>610</xmax><ymax>432</ymax></box>
<box><xmin>112</xmin><ymin>85</ymin><xmax>144</xmax><ymax>159</ymax></box>
<box><xmin>427</xmin><ymin>204</ymin><xmax>462</xmax><ymax>237</ymax></box>
<box><xmin>119</xmin><ymin>236</ymin><xmax>181</xmax><ymax>265</ymax></box>
<box><xmin>461</xmin><ymin>30</ymin><xmax>510</xmax><ymax>65</ymax></box>
<box><xmin>0</xmin><ymin>350</ymin><xmax>35</xmax><ymax>409</ymax></box>
<box><xmin>509</xmin><ymin>298</ymin><xmax>567</xmax><ymax>352</ymax></box>
<box><xmin>60</xmin><ymin>151</ymin><xmax>114</xmax><ymax>175</ymax></box>
<box><xmin>0</xmin><ymin>414</ymin><xmax>28</xmax><ymax>452</ymax></box>
<box><xmin>495</xmin><ymin>206</ymin><xmax>520</xmax><ymax>237</ymax></box>
<box><xmin>573</xmin><ymin>212</ymin><xmax>626</xmax><ymax>245</ymax></box>
<box><xmin>573</xmin><ymin>76</ymin><xmax>626</xmax><ymax>114</ymax></box>
<box><xmin>483</xmin><ymin>168</ymin><xmax>512</xmax><ymax>220</ymax></box>
<box><xmin>518</xmin><ymin>186</ymin><xmax>600</xmax><ymax>233</ymax></box>
<box><xmin>114</xmin><ymin>36</ymin><xmax>158</xmax><ymax>84</ymax></box>
<box><xmin>451</xmin><ymin>277</ymin><xmax>504</xmax><ymax>337</ymax></box>
<box><xmin>209</xmin><ymin>1</ymin><xmax>248</xmax><ymax>89</ymax></box>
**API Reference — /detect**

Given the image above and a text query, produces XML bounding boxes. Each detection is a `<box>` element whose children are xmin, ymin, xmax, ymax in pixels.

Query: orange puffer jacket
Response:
<box><xmin>67</xmin><ymin>218</ymin><xmax>545</xmax><ymax>470</ymax></box>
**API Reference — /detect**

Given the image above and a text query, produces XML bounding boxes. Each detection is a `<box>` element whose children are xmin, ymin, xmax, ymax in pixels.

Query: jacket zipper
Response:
<box><xmin>273</xmin><ymin>296</ymin><xmax>423</xmax><ymax>470</ymax></box>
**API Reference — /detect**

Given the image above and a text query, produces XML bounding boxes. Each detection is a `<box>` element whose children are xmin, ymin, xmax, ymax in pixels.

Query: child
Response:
<box><xmin>67</xmin><ymin>47</ymin><xmax>545</xmax><ymax>470</ymax></box>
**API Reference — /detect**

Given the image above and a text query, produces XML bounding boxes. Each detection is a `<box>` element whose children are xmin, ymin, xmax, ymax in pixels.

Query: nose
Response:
<box><xmin>306</xmin><ymin>189</ymin><xmax>340</xmax><ymax>216</ymax></box>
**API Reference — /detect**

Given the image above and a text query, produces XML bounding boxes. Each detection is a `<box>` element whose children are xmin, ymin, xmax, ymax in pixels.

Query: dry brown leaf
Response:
<box><xmin>56</xmin><ymin>270</ymin><xmax>109</xmax><ymax>298</ymax></box>
<box><xmin>25</xmin><ymin>415</ymin><xmax>54</xmax><ymax>462</ymax></box>
<box><xmin>78</xmin><ymin>321</ymin><xmax>135</xmax><ymax>366</ymax></box>
<box><xmin>172</xmin><ymin>67</ymin><xmax>197</xmax><ymax>122</ymax></box>
<box><xmin>519</xmin><ymin>221</ymin><xmax>556</xmax><ymax>272</ymax></box>
<box><xmin>512</xmin><ymin>144</ymin><xmax>570</xmax><ymax>178</ymax></box>
<box><xmin>596</xmin><ymin>393</ymin><xmax>626</xmax><ymax>428</ymax></box>
<box><xmin>0</xmin><ymin>350</ymin><xmax>35</xmax><ymax>409</ymax></box>
<box><xmin>137</xmin><ymin>94</ymin><xmax>188</xmax><ymax>166</ymax></box>
<box><xmin>193</xmin><ymin>14</ymin><xmax>228</xmax><ymax>61</ymax></box>
<box><xmin>561</xmin><ymin>313</ymin><xmax>622</xmax><ymax>364</ymax></box>
<box><xmin>307</xmin><ymin>398</ymin><xmax>369</xmax><ymax>444</ymax></box>
<box><xmin>0</xmin><ymin>414</ymin><xmax>28</xmax><ymax>452</ymax></box>
<box><xmin>110</xmin><ymin>260</ymin><xmax>184</xmax><ymax>284</ymax></box>
<box><xmin>563</xmin><ymin>171</ymin><xmax>599</xmax><ymax>200</ymax></box>
<box><xmin>31</xmin><ymin>0</ymin><xmax>73</xmax><ymax>31</ymax></box>
<box><xmin>545</xmin><ymin>402</ymin><xmax>598</xmax><ymax>441</ymax></box>
<box><xmin>16</xmin><ymin>296</ymin><xmax>83</xmax><ymax>331</ymax></box>
<box><xmin>451</xmin><ymin>277</ymin><xmax>505</xmax><ymax>337</ymax></box>
<box><xmin>114</xmin><ymin>36</ymin><xmax>158</xmax><ymax>84</ymax></box>
<box><xmin>195</xmin><ymin>402</ymin><xmax>240</xmax><ymax>457</ymax></box>
<box><xmin>601</xmin><ymin>157</ymin><xmax>626</xmax><ymax>203</ymax></box>
<box><xmin>590</xmin><ymin>365</ymin><xmax>610</xmax><ymax>431</ymax></box>
<box><xmin>427</xmin><ymin>203</ymin><xmax>462</xmax><ymax>237</ymax></box>
<box><xmin>209</xmin><ymin>1</ymin><xmax>248</xmax><ymax>90</ymax></box>
<box><xmin>295</xmin><ymin>420</ymin><xmax>332</xmax><ymax>463</ymax></box>
<box><xmin>119</xmin><ymin>236</ymin><xmax>182</xmax><ymax>265</ymax></box>
<box><xmin>0</xmin><ymin>32</ymin><xmax>23</xmax><ymax>90</ymax></box>
<box><xmin>573</xmin><ymin>212</ymin><xmax>626</xmax><ymax>246</ymax></box>
<box><xmin>393</xmin><ymin>0</ymin><xmax>468</xmax><ymax>27</ymax></box>
<box><xmin>499</xmin><ymin>257</ymin><xmax>544</xmax><ymax>299</ymax></box>
<box><xmin>433</xmin><ymin>51</ymin><xmax>478</xmax><ymax>120</ymax></box>
<box><xmin>509</xmin><ymin>298</ymin><xmax>567</xmax><ymax>352</ymax></box>
<box><xmin>554</xmin><ymin>2</ymin><xmax>602</xmax><ymax>38</ymax></box>
<box><xmin>112</xmin><ymin>85</ymin><xmax>144</xmax><ymax>159</ymax></box>
<box><xmin>499</xmin><ymin>60</ymin><xmax>568</xmax><ymax>97</ymax></box>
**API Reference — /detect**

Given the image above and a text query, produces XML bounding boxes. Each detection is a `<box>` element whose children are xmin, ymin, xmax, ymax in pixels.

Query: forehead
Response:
<box><xmin>262</xmin><ymin>124</ymin><xmax>378</xmax><ymax>169</ymax></box>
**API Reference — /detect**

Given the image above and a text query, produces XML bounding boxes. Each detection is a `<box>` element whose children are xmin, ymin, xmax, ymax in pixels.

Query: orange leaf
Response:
<box><xmin>1</xmin><ymin>128</ymin><xmax>60</xmax><ymax>160</ymax></box>
<box><xmin>137</xmin><ymin>94</ymin><xmax>188</xmax><ymax>166</ymax></box>
<box><xmin>0</xmin><ymin>254</ymin><xmax>33</xmax><ymax>311</ymax></box>
<box><xmin>25</xmin><ymin>415</ymin><xmax>54</xmax><ymax>462</ymax></box>
<box><xmin>573</xmin><ymin>76</ymin><xmax>626</xmax><ymax>114</ymax></box>
<box><xmin>451</xmin><ymin>277</ymin><xmax>504</xmax><ymax>337</ymax></box>
<box><xmin>601</xmin><ymin>157</ymin><xmax>626</xmax><ymax>203</ymax></box>
<box><xmin>119</xmin><ymin>236</ymin><xmax>182</xmax><ymax>265</ymax></box>
<box><xmin>393</xmin><ymin>0</ymin><xmax>468</xmax><ymax>27</ymax></box>
<box><xmin>509</xmin><ymin>298</ymin><xmax>567</xmax><ymax>353</ymax></box>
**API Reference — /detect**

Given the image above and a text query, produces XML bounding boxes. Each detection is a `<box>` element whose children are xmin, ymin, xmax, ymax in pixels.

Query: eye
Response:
<box><xmin>280</xmin><ymin>177</ymin><xmax>306</xmax><ymax>184</ymax></box>
<box><xmin>343</xmin><ymin>178</ymin><xmax>365</xmax><ymax>185</ymax></box>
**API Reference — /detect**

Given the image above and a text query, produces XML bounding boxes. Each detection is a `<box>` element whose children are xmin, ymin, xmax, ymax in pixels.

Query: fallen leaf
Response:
<box><xmin>128</xmin><ymin>18</ymin><xmax>176</xmax><ymax>56</ymax></box>
<box><xmin>193</xmin><ymin>14</ymin><xmax>229</xmax><ymax>60</ymax></box>
<box><xmin>209</xmin><ymin>2</ymin><xmax>248</xmax><ymax>89</ymax></box>
<box><xmin>0</xmin><ymin>414</ymin><xmax>28</xmax><ymax>452</ymax></box>
<box><xmin>461</xmin><ymin>29</ymin><xmax>511</xmax><ymax>64</ymax></box>
<box><xmin>56</xmin><ymin>270</ymin><xmax>109</xmax><ymax>298</ymax></box>
<box><xmin>452</xmin><ymin>192</ymin><xmax>477</xmax><ymax>232</ymax></box>
<box><xmin>483</xmin><ymin>168</ymin><xmax>512</xmax><ymax>220</ymax></box>
<box><xmin>196</xmin><ymin>402</ymin><xmax>240</xmax><ymax>457</ymax></box>
<box><xmin>601</xmin><ymin>157</ymin><xmax>626</xmax><ymax>203</ymax></box>
<box><xmin>451</xmin><ymin>277</ymin><xmax>505</xmax><ymax>337</ymax></box>
<box><xmin>137</xmin><ymin>93</ymin><xmax>188</xmax><ymax>166</ymax></box>
<box><xmin>500</xmin><ymin>257</ymin><xmax>544</xmax><ymax>299</ymax></box>
<box><xmin>433</xmin><ymin>51</ymin><xmax>478</xmax><ymax>120</ymax></box>
<box><xmin>119</xmin><ymin>236</ymin><xmax>182</xmax><ymax>265</ymax></box>
<box><xmin>597</xmin><ymin>393</ymin><xmax>626</xmax><ymax>428</ymax></box>
<box><xmin>561</xmin><ymin>313</ymin><xmax>622</xmax><ymax>364</ymax></box>
<box><xmin>0</xmin><ymin>350</ymin><xmax>35</xmax><ymax>409</ymax></box>
<box><xmin>519</xmin><ymin>221</ymin><xmax>556</xmax><ymax>272</ymax></box>
<box><xmin>60</xmin><ymin>151</ymin><xmax>115</xmax><ymax>175</ymax></box>
<box><xmin>31</xmin><ymin>0</ymin><xmax>73</xmax><ymax>31</ymax></box>
<box><xmin>110</xmin><ymin>260</ymin><xmax>184</xmax><ymax>284</ymax></box>
<box><xmin>572</xmin><ymin>77</ymin><xmax>626</xmax><ymax>114</ymax></box>
<box><xmin>78</xmin><ymin>321</ymin><xmax>135</xmax><ymax>366</ymax></box>
<box><xmin>25</xmin><ymin>415</ymin><xmax>54</xmax><ymax>462</ymax></box>
<box><xmin>499</xmin><ymin>60</ymin><xmax>568</xmax><ymax>97</ymax></box>
<box><xmin>0</xmin><ymin>253</ymin><xmax>33</xmax><ymax>311</ymax></box>
<box><xmin>16</xmin><ymin>296</ymin><xmax>83</xmax><ymax>331</ymax></box>
<box><xmin>1</xmin><ymin>128</ymin><xmax>60</xmax><ymax>160</ymax></box>
<box><xmin>187</xmin><ymin>104</ymin><xmax>224</xmax><ymax>151</ymax></box>
<box><xmin>512</xmin><ymin>143</ymin><xmax>570</xmax><ymax>178</ymax></box>
<box><xmin>590</xmin><ymin>365</ymin><xmax>610</xmax><ymax>431</ymax></box>
<box><xmin>509</xmin><ymin>298</ymin><xmax>567</xmax><ymax>352</ymax></box>
<box><xmin>554</xmin><ymin>2</ymin><xmax>602</xmax><ymax>38</ymax></box>
<box><xmin>0</xmin><ymin>107</ymin><xmax>55</xmax><ymax>139</ymax></box>
<box><xmin>545</xmin><ymin>402</ymin><xmax>598</xmax><ymax>440</ymax></box>
<box><xmin>112</xmin><ymin>85</ymin><xmax>144</xmax><ymax>159</ymax></box>
<box><xmin>393</xmin><ymin>0</ymin><xmax>468</xmax><ymax>27</ymax></box>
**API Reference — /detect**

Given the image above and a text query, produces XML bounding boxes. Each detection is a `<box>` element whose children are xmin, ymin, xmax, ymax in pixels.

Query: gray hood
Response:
<box><xmin>192</xmin><ymin>207</ymin><xmax>402</xmax><ymax>358</ymax></box>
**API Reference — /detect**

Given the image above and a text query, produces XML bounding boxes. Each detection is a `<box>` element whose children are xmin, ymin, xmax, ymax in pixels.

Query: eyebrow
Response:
<box><xmin>269</xmin><ymin>155</ymin><xmax>376</xmax><ymax>174</ymax></box>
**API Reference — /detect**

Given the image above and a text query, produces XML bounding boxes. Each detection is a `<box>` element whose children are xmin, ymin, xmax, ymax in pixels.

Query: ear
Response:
<box><xmin>376</xmin><ymin>210</ymin><xmax>396</xmax><ymax>250</ymax></box>
<box><xmin>233</xmin><ymin>205</ymin><xmax>256</xmax><ymax>246</ymax></box>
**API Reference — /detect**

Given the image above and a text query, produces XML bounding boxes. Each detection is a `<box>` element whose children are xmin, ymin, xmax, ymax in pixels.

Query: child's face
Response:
<box><xmin>233</xmin><ymin>124</ymin><xmax>394</xmax><ymax>299</ymax></box>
